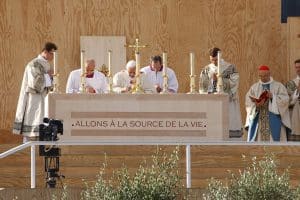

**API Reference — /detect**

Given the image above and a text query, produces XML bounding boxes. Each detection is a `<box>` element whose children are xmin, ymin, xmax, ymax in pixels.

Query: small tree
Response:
<box><xmin>203</xmin><ymin>153</ymin><xmax>300</xmax><ymax>200</ymax></box>
<box><xmin>81</xmin><ymin>146</ymin><xmax>183</xmax><ymax>200</ymax></box>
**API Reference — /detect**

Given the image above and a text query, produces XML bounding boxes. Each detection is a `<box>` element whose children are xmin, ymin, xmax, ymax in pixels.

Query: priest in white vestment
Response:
<box><xmin>285</xmin><ymin>59</ymin><xmax>300</xmax><ymax>140</ymax></box>
<box><xmin>199</xmin><ymin>47</ymin><xmax>242</xmax><ymax>138</ymax></box>
<box><xmin>113</xmin><ymin>60</ymin><xmax>155</xmax><ymax>93</ymax></box>
<box><xmin>13</xmin><ymin>42</ymin><xmax>57</xmax><ymax>140</ymax></box>
<box><xmin>140</xmin><ymin>55</ymin><xmax>178</xmax><ymax>93</ymax></box>
<box><xmin>66</xmin><ymin>59</ymin><xmax>108</xmax><ymax>93</ymax></box>
<box><xmin>245</xmin><ymin>65</ymin><xmax>291</xmax><ymax>142</ymax></box>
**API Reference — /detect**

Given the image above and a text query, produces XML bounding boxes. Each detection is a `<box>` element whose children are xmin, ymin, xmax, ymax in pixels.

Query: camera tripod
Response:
<box><xmin>40</xmin><ymin>146</ymin><xmax>65</xmax><ymax>188</ymax></box>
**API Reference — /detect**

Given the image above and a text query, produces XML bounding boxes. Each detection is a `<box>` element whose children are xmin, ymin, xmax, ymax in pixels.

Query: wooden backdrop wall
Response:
<box><xmin>0</xmin><ymin>0</ymin><xmax>288</xmax><ymax>141</ymax></box>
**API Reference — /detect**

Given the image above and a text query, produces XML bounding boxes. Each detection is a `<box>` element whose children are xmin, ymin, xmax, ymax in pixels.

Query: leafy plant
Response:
<box><xmin>51</xmin><ymin>184</ymin><xmax>68</xmax><ymax>200</ymax></box>
<box><xmin>81</xmin><ymin>146</ymin><xmax>182</xmax><ymax>200</ymax></box>
<box><xmin>203</xmin><ymin>153</ymin><xmax>300</xmax><ymax>200</ymax></box>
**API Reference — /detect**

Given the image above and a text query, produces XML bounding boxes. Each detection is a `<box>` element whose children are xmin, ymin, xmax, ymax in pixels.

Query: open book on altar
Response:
<box><xmin>249</xmin><ymin>90</ymin><xmax>269</xmax><ymax>103</ymax></box>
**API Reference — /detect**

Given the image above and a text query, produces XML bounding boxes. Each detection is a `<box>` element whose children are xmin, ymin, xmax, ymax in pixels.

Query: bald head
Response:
<box><xmin>126</xmin><ymin>60</ymin><xmax>136</xmax><ymax>69</ymax></box>
<box><xmin>85</xmin><ymin>59</ymin><xmax>95</xmax><ymax>76</ymax></box>
<box><xmin>126</xmin><ymin>60</ymin><xmax>136</xmax><ymax>78</ymax></box>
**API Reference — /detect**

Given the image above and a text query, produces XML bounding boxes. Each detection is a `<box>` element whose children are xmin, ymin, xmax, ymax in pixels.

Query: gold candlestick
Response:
<box><xmin>160</xmin><ymin>74</ymin><xmax>169</xmax><ymax>94</ymax></box>
<box><xmin>79</xmin><ymin>50</ymin><xmax>86</xmax><ymax>93</ymax></box>
<box><xmin>132</xmin><ymin>75</ymin><xmax>144</xmax><ymax>94</ymax></box>
<box><xmin>52</xmin><ymin>51</ymin><xmax>60</xmax><ymax>93</ymax></box>
<box><xmin>107</xmin><ymin>74</ymin><xmax>113</xmax><ymax>93</ymax></box>
<box><xmin>79</xmin><ymin>74</ymin><xmax>86</xmax><ymax>93</ymax></box>
<box><xmin>160</xmin><ymin>52</ymin><xmax>169</xmax><ymax>94</ymax></box>
<box><xmin>187</xmin><ymin>52</ymin><xmax>197</xmax><ymax>94</ymax></box>
<box><xmin>132</xmin><ymin>52</ymin><xmax>144</xmax><ymax>94</ymax></box>
<box><xmin>217</xmin><ymin>75</ymin><xmax>224</xmax><ymax>94</ymax></box>
<box><xmin>216</xmin><ymin>51</ymin><xmax>224</xmax><ymax>94</ymax></box>
<box><xmin>52</xmin><ymin>74</ymin><xmax>60</xmax><ymax>93</ymax></box>
<box><xmin>125</xmin><ymin>38</ymin><xmax>148</xmax><ymax>94</ymax></box>
<box><xmin>187</xmin><ymin>75</ymin><xmax>197</xmax><ymax>94</ymax></box>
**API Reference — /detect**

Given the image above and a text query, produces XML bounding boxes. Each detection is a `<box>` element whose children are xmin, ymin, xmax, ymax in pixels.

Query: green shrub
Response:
<box><xmin>51</xmin><ymin>184</ymin><xmax>68</xmax><ymax>200</ymax></box>
<box><xmin>81</xmin><ymin>146</ymin><xmax>182</xmax><ymax>200</ymax></box>
<box><xmin>203</xmin><ymin>153</ymin><xmax>300</xmax><ymax>200</ymax></box>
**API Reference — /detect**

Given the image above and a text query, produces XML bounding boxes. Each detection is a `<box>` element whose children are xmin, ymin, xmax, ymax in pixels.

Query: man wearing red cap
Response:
<box><xmin>245</xmin><ymin>65</ymin><xmax>291</xmax><ymax>142</ymax></box>
<box><xmin>286</xmin><ymin>59</ymin><xmax>300</xmax><ymax>140</ymax></box>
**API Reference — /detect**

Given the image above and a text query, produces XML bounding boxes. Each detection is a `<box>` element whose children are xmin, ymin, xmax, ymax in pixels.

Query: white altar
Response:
<box><xmin>47</xmin><ymin>93</ymin><xmax>229</xmax><ymax>143</ymax></box>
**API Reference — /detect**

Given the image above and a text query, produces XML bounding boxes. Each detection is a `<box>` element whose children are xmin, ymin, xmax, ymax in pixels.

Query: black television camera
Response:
<box><xmin>39</xmin><ymin>118</ymin><xmax>63</xmax><ymax>142</ymax></box>
<box><xmin>39</xmin><ymin>118</ymin><xmax>64</xmax><ymax>188</ymax></box>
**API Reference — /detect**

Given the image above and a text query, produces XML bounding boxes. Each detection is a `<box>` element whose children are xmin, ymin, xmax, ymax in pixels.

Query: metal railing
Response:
<box><xmin>1</xmin><ymin>140</ymin><xmax>300</xmax><ymax>189</ymax></box>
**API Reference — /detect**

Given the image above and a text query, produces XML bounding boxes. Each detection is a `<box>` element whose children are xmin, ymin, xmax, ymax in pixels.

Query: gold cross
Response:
<box><xmin>125</xmin><ymin>38</ymin><xmax>148</xmax><ymax>54</ymax></box>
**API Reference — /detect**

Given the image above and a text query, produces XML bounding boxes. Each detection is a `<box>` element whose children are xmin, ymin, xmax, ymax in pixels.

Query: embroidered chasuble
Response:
<box><xmin>246</xmin><ymin>78</ymin><xmax>291</xmax><ymax>142</ymax></box>
<box><xmin>199</xmin><ymin>59</ymin><xmax>242</xmax><ymax>137</ymax></box>
<box><xmin>13</xmin><ymin>55</ymin><xmax>52</xmax><ymax>137</ymax></box>
<box><xmin>286</xmin><ymin>77</ymin><xmax>300</xmax><ymax>138</ymax></box>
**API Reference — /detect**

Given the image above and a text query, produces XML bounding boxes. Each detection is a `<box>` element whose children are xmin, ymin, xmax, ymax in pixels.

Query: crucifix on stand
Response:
<box><xmin>124</xmin><ymin>38</ymin><xmax>148</xmax><ymax>93</ymax></box>
<box><xmin>125</xmin><ymin>38</ymin><xmax>148</xmax><ymax>54</ymax></box>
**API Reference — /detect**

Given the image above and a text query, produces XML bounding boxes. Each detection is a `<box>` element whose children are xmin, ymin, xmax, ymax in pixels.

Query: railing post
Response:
<box><xmin>186</xmin><ymin>144</ymin><xmax>191</xmax><ymax>188</ymax></box>
<box><xmin>31</xmin><ymin>144</ymin><xmax>36</xmax><ymax>188</ymax></box>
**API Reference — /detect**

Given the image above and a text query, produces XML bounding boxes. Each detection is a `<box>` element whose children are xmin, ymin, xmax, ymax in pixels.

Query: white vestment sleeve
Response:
<box><xmin>245</xmin><ymin>86</ymin><xmax>257</xmax><ymax>128</ymax></box>
<box><xmin>269</xmin><ymin>94</ymin><xmax>280</xmax><ymax>114</ymax></box>
<box><xmin>85</xmin><ymin>72</ymin><xmax>108</xmax><ymax>94</ymax></box>
<box><xmin>141</xmin><ymin>73</ymin><xmax>156</xmax><ymax>93</ymax></box>
<box><xmin>168</xmin><ymin>70</ymin><xmax>179</xmax><ymax>93</ymax></box>
<box><xmin>113</xmin><ymin>72</ymin><xmax>127</xmax><ymax>93</ymax></box>
<box><xmin>44</xmin><ymin>74</ymin><xmax>52</xmax><ymax>87</ymax></box>
<box><xmin>229</xmin><ymin>72</ymin><xmax>239</xmax><ymax>95</ymax></box>
<box><xmin>290</xmin><ymin>90</ymin><xmax>300</xmax><ymax>105</ymax></box>
<box><xmin>99</xmin><ymin>77</ymin><xmax>108</xmax><ymax>93</ymax></box>
<box><xmin>27</xmin><ymin>64</ymin><xmax>46</xmax><ymax>93</ymax></box>
<box><xmin>271</xmin><ymin>83</ymin><xmax>291</xmax><ymax>129</ymax></box>
<box><xmin>66</xmin><ymin>71</ymin><xmax>78</xmax><ymax>93</ymax></box>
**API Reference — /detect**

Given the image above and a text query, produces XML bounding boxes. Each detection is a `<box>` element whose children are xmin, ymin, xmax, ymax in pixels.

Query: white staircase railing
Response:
<box><xmin>1</xmin><ymin>141</ymin><xmax>300</xmax><ymax>188</ymax></box>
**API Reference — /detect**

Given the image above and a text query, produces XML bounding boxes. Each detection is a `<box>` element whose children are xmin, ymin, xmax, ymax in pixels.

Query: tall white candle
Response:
<box><xmin>217</xmin><ymin>51</ymin><xmax>221</xmax><ymax>75</ymax></box>
<box><xmin>80</xmin><ymin>50</ymin><xmax>85</xmax><ymax>75</ymax></box>
<box><xmin>53</xmin><ymin>51</ymin><xmax>57</xmax><ymax>75</ymax></box>
<box><xmin>190</xmin><ymin>52</ymin><xmax>195</xmax><ymax>76</ymax></box>
<box><xmin>162</xmin><ymin>52</ymin><xmax>167</xmax><ymax>76</ymax></box>
<box><xmin>108</xmin><ymin>50</ymin><xmax>112</xmax><ymax>75</ymax></box>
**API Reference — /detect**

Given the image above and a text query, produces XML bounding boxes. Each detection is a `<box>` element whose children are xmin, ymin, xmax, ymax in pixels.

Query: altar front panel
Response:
<box><xmin>47</xmin><ymin>94</ymin><xmax>229</xmax><ymax>143</ymax></box>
